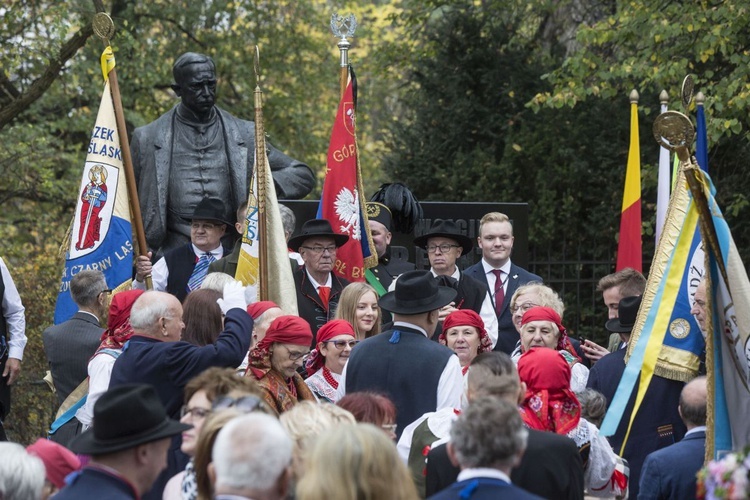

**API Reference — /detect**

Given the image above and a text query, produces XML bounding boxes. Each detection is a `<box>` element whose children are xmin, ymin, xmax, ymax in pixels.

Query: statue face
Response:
<box><xmin>175</xmin><ymin>62</ymin><xmax>217</xmax><ymax>116</ymax></box>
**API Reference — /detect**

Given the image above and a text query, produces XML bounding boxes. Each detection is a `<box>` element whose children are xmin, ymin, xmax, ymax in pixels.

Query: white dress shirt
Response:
<box><xmin>133</xmin><ymin>243</ymin><xmax>224</xmax><ymax>291</ymax></box>
<box><xmin>1</xmin><ymin>257</ymin><xmax>26</xmax><ymax>360</ymax></box>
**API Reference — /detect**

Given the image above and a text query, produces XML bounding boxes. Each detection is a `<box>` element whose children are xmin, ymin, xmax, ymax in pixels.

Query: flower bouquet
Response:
<box><xmin>697</xmin><ymin>447</ymin><xmax>750</xmax><ymax>499</ymax></box>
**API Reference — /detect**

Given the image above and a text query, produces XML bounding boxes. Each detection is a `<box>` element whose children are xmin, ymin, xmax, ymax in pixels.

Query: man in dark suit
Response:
<box><xmin>586</xmin><ymin>295</ymin><xmax>686</xmax><ymax>499</ymax></box>
<box><xmin>134</xmin><ymin>197</ymin><xmax>233</xmax><ymax>302</ymax></box>
<box><xmin>414</xmin><ymin>219</ymin><xmax>498</xmax><ymax>346</ymax></box>
<box><xmin>131</xmin><ymin>52</ymin><xmax>314</xmax><ymax>254</ymax></box>
<box><xmin>109</xmin><ymin>284</ymin><xmax>251</xmax><ymax>499</ymax></box>
<box><xmin>639</xmin><ymin>376</ymin><xmax>707</xmax><ymax>500</ymax></box>
<box><xmin>56</xmin><ymin>384</ymin><xmax>190</xmax><ymax>500</ymax></box>
<box><xmin>463</xmin><ymin>212</ymin><xmax>542</xmax><ymax>355</ymax></box>
<box><xmin>42</xmin><ymin>270</ymin><xmax>108</xmax><ymax>445</ymax></box>
<box><xmin>339</xmin><ymin>270</ymin><xmax>463</xmax><ymax>439</ymax></box>
<box><xmin>426</xmin><ymin>353</ymin><xmax>584</xmax><ymax>500</ymax></box>
<box><xmin>428</xmin><ymin>398</ymin><xmax>542</xmax><ymax>500</ymax></box>
<box><xmin>288</xmin><ymin>219</ymin><xmax>350</xmax><ymax>346</ymax></box>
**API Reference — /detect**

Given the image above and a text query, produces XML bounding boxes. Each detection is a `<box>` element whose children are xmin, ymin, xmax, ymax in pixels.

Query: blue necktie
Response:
<box><xmin>187</xmin><ymin>253</ymin><xmax>215</xmax><ymax>292</ymax></box>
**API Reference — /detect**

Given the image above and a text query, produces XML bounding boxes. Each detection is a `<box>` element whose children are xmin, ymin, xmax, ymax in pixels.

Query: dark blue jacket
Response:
<box><xmin>55</xmin><ymin>465</ymin><xmax>139</xmax><ymax>500</ymax></box>
<box><xmin>109</xmin><ymin>307</ymin><xmax>252</xmax><ymax>418</ymax></box>
<box><xmin>463</xmin><ymin>261</ymin><xmax>542</xmax><ymax>355</ymax></box>
<box><xmin>345</xmin><ymin>326</ymin><xmax>454</xmax><ymax>439</ymax></box>
<box><xmin>638</xmin><ymin>430</ymin><xmax>705</xmax><ymax>500</ymax></box>
<box><xmin>428</xmin><ymin>477</ymin><xmax>543</xmax><ymax>500</ymax></box>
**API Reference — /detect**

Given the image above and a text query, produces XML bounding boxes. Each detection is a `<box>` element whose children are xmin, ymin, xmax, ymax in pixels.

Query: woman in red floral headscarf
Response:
<box><xmin>517</xmin><ymin>347</ymin><xmax>628</xmax><ymax>498</ymax></box>
<box><xmin>304</xmin><ymin>319</ymin><xmax>358</xmax><ymax>403</ymax></box>
<box><xmin>513</xmin><ymin>306</ymin><xmax>589</xmax><ymax>392</ymax></box>
<box><xmin>75</xmin><ymin>289</ymin><xmax>144</xmax><ymax>429</ymax></box>
<box><xmin>246</xmin><ymin>315</ymin><xmax>316</xmax><ymax>415</ymax></box>
<box><xmin>438</xmin><ymin>309</ymin><xmax>492</xmax><ymax>375</ymax></box>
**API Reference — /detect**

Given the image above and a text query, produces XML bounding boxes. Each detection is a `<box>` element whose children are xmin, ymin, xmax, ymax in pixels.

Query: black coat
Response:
<box><xmin>293</xmin><ymin>268</ymin><xmax>350</xmax><ymax>347</ymax></box>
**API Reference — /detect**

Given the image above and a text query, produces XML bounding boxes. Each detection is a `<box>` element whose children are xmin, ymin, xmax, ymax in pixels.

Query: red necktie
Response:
<box><xmin>318</xmin><ymin>286</ymin><xmax>331</xmax><ymax>309</ymax></box>
<box><xmin>492</xmin><ymin>269</ymin><xmax>504</xmax><ymax>316</ymax></box>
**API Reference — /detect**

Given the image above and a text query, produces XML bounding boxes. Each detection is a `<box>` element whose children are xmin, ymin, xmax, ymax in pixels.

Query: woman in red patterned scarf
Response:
<box><xmin>246</xmin><ymin>315</ymin><xmax>316</xmax><ymax>415</ymax></box>
<box><xmin>304</xmin><ymin>319</ymin><xmax>358</xmax><ymax>403</ymax></box>
<box><xmin>517</xmin><ymin>347</ymin><xmax>628</xmax><ymax>498</ymax></box>
<box><xmin>438</xmin><ymin>309</ymin><xmax>493</xmax><ymax>375</ymax></box>
<box><xmin>75</xmin><ymin>289</ymin><xmax>144</xmax><ymax>429</ymax></box>
<box><xmin>514</xmin><ymin>306</ymin><xmax>589</xmax><ymax>392</ymax></box>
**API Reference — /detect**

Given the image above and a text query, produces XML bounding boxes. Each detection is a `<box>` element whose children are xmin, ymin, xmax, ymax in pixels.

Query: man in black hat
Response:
<box><xmin>414</xmin><ymin>219</ymin><xmax>498</xmax><ymax>347</ymax></box>
<box><xmin>365</xmin><ymin>201</ymin><xmax>414</xmax><ymax>293</ymax></box>
<box><xmin>288</xmin><ymin>219</ymin><xmax>350</xmax><ymax>345</ymax></box>
<box><xmin>55</xmin><ymin>384</ymin><xmax>191</xmax><ymax>499</ymax></box>
<box><xmin>339</xmin><ymin>270</ymin><xmax>464</xmax><ymax>439</ymax></box>
<box><xmin>586</xmin><ymin>295</ymin><xmax>685</xmax><ymax>499</ymax></box>
<box><xmin>134</xmin><ymin>197</ymin><xmax>233</xmax><ymax>302</ymax></box>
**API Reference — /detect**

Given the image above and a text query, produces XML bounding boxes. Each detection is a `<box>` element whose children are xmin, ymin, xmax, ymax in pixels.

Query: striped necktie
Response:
<box><xmin>187</xmin><ymin>253</ymin><xmax>215</xmax><ymax>292</ymax></box>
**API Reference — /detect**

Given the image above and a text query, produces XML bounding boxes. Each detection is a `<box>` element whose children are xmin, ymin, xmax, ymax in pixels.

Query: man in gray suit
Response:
<box><xmin>43</xmin><ymin>270</ymin><xmax>107</xmax><ymax>445</ymax></box>
<box><xmin>131</xmin><ymin>52</ymin><xmax>315</xmax><ymax>254</ymax></box>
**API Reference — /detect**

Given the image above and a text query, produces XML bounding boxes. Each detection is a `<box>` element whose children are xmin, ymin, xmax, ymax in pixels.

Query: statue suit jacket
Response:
<box><xmin>463</xmin><ymin>261</ymin><xmax>542</xmax><ymax>354</ymax></box>
<box><xmin>638</xmin><ymin>429</ymin><xmax>705</xmax><ymax>500</ymax></box>
<box><xmin>131</xmin><ymin>105</ymin><xmax>315</xmax><ymax>251</ymax></box>
<box><xmin>42</xmin><ymin>311</ymin><xmax>104</xmax><ymax>406</ymax></box>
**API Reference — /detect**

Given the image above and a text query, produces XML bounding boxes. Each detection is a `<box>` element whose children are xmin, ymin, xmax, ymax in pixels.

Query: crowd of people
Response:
<box><xmin>0</xmin><ymin>53</ymin><xmax>712</xmax><ymax>500</ymax></box>
<box><xmin>0</xmin><ymin>203</ymin><xmax>711</xmax><ymax>500</ymax></box>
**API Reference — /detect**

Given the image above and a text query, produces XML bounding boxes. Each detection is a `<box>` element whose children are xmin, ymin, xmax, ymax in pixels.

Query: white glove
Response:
<box><xmin>217</xmin><ymin>280</ymin><xmax>247</xmax><ymax>314</ymax></box>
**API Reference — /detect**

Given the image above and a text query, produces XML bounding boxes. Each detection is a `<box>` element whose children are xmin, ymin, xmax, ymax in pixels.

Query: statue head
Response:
<box><xmin>171</xmin><ymin>52</ymin><xmax>217</xmax><ymax>119</ymax></box>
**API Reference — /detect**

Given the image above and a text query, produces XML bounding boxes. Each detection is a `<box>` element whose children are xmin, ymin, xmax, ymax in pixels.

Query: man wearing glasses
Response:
<box><xmin>414</xmin><ymin>220</ymin><xmax>498</xmax><ymax>348</ymax></box>
<box><xmin>42</xmin><ymin>270</ymin><xmax>108</xmax><ymax>446</ymax></box>
<box><xmin>134</xmin><ymin>197</ymin><xmax>231</xmax><ymax>302</ymax></box>
<box><xmin>288</xmin><ymin>219</ymin><xmax>350</xmax><ymax>346</ymax></box>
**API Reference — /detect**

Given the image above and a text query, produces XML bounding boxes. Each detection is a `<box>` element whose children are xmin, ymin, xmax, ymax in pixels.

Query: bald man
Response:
<box><xmin>639</xmin><ymin>376</ymin><xmax>707</xmax><ymax>500</ymax></box>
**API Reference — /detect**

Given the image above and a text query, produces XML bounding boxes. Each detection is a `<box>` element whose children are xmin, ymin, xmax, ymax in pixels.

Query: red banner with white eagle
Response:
<box><xmin>317</xmin><ymin>66</ymin><xmax>376</xmax><ymax>281</ymax></box>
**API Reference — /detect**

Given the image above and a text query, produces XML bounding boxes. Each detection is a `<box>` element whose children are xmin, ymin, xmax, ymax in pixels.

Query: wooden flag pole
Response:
<box><xmin>92</xmin><ymin>13</ymin><xmax>152</xmax><ymax>289</ymax></box>
<box><xmin>254</xmin><ymin>47</ymin><xmax>269</xmax><ymax>301</ymax></box>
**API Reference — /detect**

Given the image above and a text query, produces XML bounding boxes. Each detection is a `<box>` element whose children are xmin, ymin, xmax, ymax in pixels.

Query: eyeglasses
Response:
<box><xmin>281</xmin><ymin>345</ymin><xmax>310</xmax><ymax>361</ymax></box>
<box><xmin>212</xmin><ymin>395</ymin><xmax>265</xmax><ymax>414</ymax></box>
<box><xmin>98</xmin><ymin>289</ymin><xmax>112</xmax><ymax>296</ymax></box>
<box><xmin>325</xmin><ymin>339</ymin><xmax>360</xmax><ymax>349</ymax></box>
<box><xmin>191</xmin><ymin>222</ymin><xmax>218</xmax><ymax>231</ymax></box>
<box><xmin>180</xmin><ymin>405</ymin><xmax>211</xmax><ymax>420</ymax></box>
<box><xmin>510</xmin><ymin>302</ymin><xmax>539</xmax><ymax>314</ymax></box>
<box><xmin>426</xmin><ymin>244</ymin><xmax>461</xmax><ymax>254</ymax></box>
<box><xmin>300</xmin><ymin>245</ymin><xmax>337</xmax><ymax>255</ymax></box>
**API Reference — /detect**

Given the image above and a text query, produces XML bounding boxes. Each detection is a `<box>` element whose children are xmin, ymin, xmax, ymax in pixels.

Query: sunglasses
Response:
<box><xmin>325</xmin><ymin>340</ymin><xmax>360</xmax><ymax>349</ymax></box>
<box><xmin>212</xmin><ymin>395</ymin><xmax>266</xmax><ymax>414</ymax></box>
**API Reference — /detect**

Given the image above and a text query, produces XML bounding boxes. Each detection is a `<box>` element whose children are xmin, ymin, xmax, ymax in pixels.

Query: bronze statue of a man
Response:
<box><xmin>131</xmin><ymin>52</ymin><xmax>315</xmax><ymax>254</ymax></box>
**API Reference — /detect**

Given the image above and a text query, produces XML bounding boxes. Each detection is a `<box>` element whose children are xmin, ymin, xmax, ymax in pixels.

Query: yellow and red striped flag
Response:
<box><xmin>616</xmin><ymin>91</ymin><xmax>642</xmax><ymax>272</ymax></box>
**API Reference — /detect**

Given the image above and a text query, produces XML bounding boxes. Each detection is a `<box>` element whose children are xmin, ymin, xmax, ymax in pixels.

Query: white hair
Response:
<box><xmin>212</xmin><ymin>413</ymin><xmax>293</xmax><ymax>491</ymax></box>
<box><xmin>0</xmin><ymin>442</ymin><xmax>45</xmax><ymax>500</ymax></box>
<box><xmin>201</xmin><ymin>272</ymin><xmax>235</xmax><ymax>293</ymax></box>
<box><xmin>129</xmin><ymin>291</ymin><xmax>174</xmax><ymax>332</ymax></box>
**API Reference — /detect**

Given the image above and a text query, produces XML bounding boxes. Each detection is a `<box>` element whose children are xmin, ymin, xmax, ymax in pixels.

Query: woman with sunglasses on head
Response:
<box><xmin>164</xmin><ymin>367</ymin><xmax>264</xmax><ymax>500</ymax></box>
<box><xmin>304</xmin><ymin>320</ymin><xmax>358</xmax><ymax>403</ymax></box>
<box><xmin>245</xmin><ymin>315</ymin><xmax>316</xmax><ymax>415</ymax></box>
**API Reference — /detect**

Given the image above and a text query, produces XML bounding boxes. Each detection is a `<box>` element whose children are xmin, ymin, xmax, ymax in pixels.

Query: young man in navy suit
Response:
<box><xmin>463</xmin><ymin>212</ymin><xmax>541</xmax><ymax>354</ymax></box>
<box><xmin>639</xmin><ymin>376</ymin><xmax>707</xmax><ymax>500</ymax></box>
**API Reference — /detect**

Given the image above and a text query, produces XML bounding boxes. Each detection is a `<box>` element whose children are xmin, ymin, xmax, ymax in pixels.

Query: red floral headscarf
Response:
<box><xmin>520</xmin><ymin>306</ymin><xmax>580</xmax><ymax>361</ymax></box>
<box><xmin>517</xmin><ymin>347</ymin><xmax>581</xmax><ymax>435</ymax></box>
<box><xmin>305</xmin><ymin>319</ymin><xmax>356</xmax><ymax>376</ymax></box>
<box><xmin>439</xmin><ymin>309</ymin><xmax>493</xmax><ymax>354</ymax></box>
<box><xmin>96</xmin><ymin>289</ymin><xmax>144</xmax><ymax>353</ymax></box>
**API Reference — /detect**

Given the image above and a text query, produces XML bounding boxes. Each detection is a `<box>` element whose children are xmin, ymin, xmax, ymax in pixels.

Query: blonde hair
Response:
<box><xmin>510</xmin><ymin>282</ymin><xmax>564</xmax><ymax>316</ymax></box>
<box><xmin>296</xmin><ymin>423</ymin><xmax>419</xmax><ymax>500</ymax></box>
<box><xmin>334</xmin><ymin>282</ymin><xmax>381</xmax><ymax>339</ymax></box>
<box><xmin>478</xmin><ymin>212</ymin><xmax>512</xmax><ymax>235</ymax></box>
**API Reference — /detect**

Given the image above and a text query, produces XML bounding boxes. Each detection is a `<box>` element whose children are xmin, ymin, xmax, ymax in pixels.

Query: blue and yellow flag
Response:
<box><xmin>54</xmin><ymin>48</ymin><xmax>133</xmax><ymax>323</ymax></box>
<box><xmin>600</xmin><ymin>159</ymin><xmax>705</xmax><ymax>442</ymax></box>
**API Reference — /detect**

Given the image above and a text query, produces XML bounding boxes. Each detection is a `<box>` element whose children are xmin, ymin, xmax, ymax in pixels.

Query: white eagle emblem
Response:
<box><xmin>334</xmin><ymin>187</ymin><xmax>361</xmax><ymax>240</ymax></box>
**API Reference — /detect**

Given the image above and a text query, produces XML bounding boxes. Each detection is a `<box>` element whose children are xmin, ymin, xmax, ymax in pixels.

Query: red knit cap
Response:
<box><xmin>247</xmin><ymin>301</ymin><xmax>280</xmax><ymax>320</ymax></box>
<box><xmin>258</xmin><ymin>315</ymin><xmax>313</xmax><ymax>350</ymax></box>
<box><xmin>26</xmin><ymin>438</ymin><xmax>82</xmax><ymax>489</ymax></box>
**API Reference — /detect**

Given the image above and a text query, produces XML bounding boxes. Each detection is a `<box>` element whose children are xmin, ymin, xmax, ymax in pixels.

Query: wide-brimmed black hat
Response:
<box><xmin>69</xmin><ymin>384</ymin><xmax>191</xmax><ymax>455</ymax></box>
<box><xmin>379</xmin><ymin>270</ymin><xmax>457</xmax><ymax>314</ymax></box>
<box><xmin>190</xmin><ymin>197</ymin><xmax>232</xmax><ymax>226</ymax></box>
<box><xmin>287</xmin><ymin>219</ymin><xmax>350</xmax><ymax>252</ymax></box>
<box><xmin>413</xmin><ymin>219</ymin><xmax>473</xmax><ymax>256</ymax></box>
<box><xmin>605</xmin><ymin>295</ymin><xmax>642</xmax><ymax>333</ymax></box>
<box><xmin>366</xmin><ymin>202</ymin><xmax>392</xmax><ymax>231</ymax></box>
